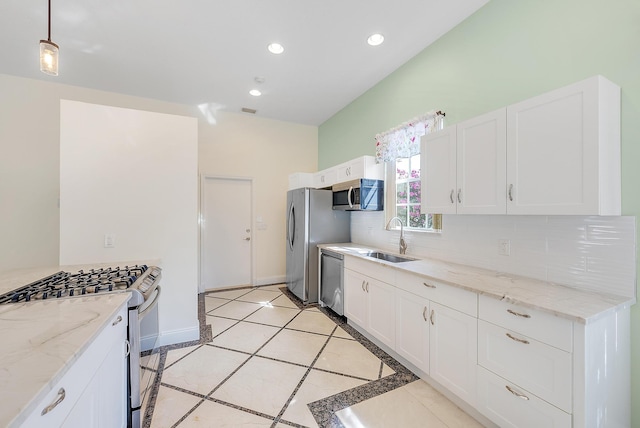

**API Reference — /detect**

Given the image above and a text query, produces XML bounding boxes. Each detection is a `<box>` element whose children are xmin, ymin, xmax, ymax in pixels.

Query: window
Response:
<box><xmin>385</xmin><ymin>154</ymin><xmax>442</xmax><ymax>232</ymax></box>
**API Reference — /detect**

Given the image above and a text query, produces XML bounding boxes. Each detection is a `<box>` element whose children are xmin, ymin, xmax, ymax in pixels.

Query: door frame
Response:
<box><xmin>199</xmin><ymin>174</ymin><xmax>255</xmax><ymax>293</ymax></box>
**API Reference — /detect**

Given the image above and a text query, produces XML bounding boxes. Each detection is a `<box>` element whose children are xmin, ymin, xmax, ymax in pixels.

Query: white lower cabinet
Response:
<box><xmin>344</xmin><ymin>265</ymin><xmax>396</xmax><ymax>349</ymax></box>
<box><xmin>343</xmin><ymin>256</ymin><xmax>631</xmax><ymax>427</ymax></box>
<box><xmin>429</xmin><ymin>302</ymin><xmax>477</xmax><ymax>406</ymax></box>
<box><xmin>23</xmin><ymin>305</ymin><xmax>128</xmax><ymax>428</ymax></box>
<box><xmin>395</xmin><ymin>288</ymin><xmax>430</xmax><ymax>372</ymax></box>
<box><xmin>477</xmin><ymin>366</ymin><xmax>572</xmax><ymax>428</ymax></box>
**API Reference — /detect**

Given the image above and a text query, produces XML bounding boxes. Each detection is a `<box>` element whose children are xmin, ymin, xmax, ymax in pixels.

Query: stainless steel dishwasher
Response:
<box><xmin>319</xmin><ymin>248</ymin><xmax>344</xmax><ymax>316</ymax></box>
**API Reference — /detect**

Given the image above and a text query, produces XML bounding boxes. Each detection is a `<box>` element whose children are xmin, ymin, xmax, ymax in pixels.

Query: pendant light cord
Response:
<box><xmin>47</xmin><ymin>0</ymin><xmax>52</xmax><ymax>42</ymax></box>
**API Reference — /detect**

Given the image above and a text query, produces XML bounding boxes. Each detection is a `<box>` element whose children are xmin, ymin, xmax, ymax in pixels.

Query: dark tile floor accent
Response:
<box><xmin>142</xmin><ymin>285</ymin><xmax>418</xmax><ymax>428</ymax></box>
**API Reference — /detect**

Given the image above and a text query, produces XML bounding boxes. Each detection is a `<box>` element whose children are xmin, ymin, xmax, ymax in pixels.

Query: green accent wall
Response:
<box><xmin>319</xmin><ymin>0</ymin><xmax>640</xmax><ymax>424</ymax></box>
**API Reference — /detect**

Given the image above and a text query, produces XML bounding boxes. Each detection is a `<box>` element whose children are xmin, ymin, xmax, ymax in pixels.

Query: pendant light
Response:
<box><xmin>40</xmin><ymin>0</ymin><xmax>59</xmax><ymax>76</ymax></box>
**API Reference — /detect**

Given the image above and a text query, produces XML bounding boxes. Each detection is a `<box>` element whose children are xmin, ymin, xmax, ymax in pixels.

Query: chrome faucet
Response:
<box><xmin>385</xmin><ymin>217</ymin><xmax>407</xmax><ymax>255</ymax></box>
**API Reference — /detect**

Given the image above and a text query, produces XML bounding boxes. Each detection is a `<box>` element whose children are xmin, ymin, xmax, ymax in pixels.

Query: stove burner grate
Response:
<box><xmin>0</xmin><ymin>265</ymin><xmax>149</xmax><ymax>304</ymax></box>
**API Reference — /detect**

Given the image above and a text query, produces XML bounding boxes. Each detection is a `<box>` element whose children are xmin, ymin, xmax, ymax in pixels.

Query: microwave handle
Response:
<box><xmin>348</xmin><ymin>186</ymin><xmax>354</xmax><ymax>209</ymax></box>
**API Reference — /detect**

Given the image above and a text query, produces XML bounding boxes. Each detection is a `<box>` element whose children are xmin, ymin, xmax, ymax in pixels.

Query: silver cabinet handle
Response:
<box><xmin>423</xmin><ymin>282</ymin><xmax>436</xmax><ymax>289</ymax></box>
<box><xmin>449</xmin><ymin>189</ymin><xmax>454</xmax><ymax>204</ymax></box>
<box><xmin>508</xmin><ymin>184</ymin><xmax>514</xmax><ymax>202</ymax></box>
<box><xmin>125</xmin><ymin>339</ymin><xmax>131</xmax><ymax>357</ymax></box>
<box><xmin>422</xmin><ymin>306</ymin><xmax>428</xmax><ymax>321</ymax></box>
<box><xmin>505</xmin><ymin>385</ymin><xmax>530</xmax><ymax>400</ymax></box>
<box><xmin>365</xmin><ymin>282</ymin><xmax>369</xmax><ymax>293</ymax></box>
<box><xmin>457</xmin><ymin>188</ymin><xmax>462</xmax><ymax>203</ymax></box>
<box><xmin>244</xmin><ymin>237</ymin><xmax>251</xmax><ymax>241</ymax></box>
<box><xmin>361</xmin><ymin>280</ymin><xmax>366</xmax><ymax>292</ymax></box>
<box><xmin>506</xmin><ymin>333</ymin><xmax>530</xmax><ymax>344</ymax></box>
<box><xmin>507</xmin><ymin>309</ymin><xmax>531</xmax><ymax>319</ymax></box>
<box><xmin>112</xmin><ymin>315</ymin><xmax>123</xmax><ymax>326</ymax></box>
<box><xmin>430</xmin><ymin>309</ymin><xmax>435</xmax><ymax>325</ymax></box>
<box><xmin>41</xmin><ymin>388</ymin><xmax>66</xmax><ymax>415</ymax></box>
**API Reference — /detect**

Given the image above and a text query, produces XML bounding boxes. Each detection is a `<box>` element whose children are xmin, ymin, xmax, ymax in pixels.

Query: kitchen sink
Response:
<box><xmin>363</xmin><ymin>251</ymin><xmax>417</xmax><ymax>263</ymax></box>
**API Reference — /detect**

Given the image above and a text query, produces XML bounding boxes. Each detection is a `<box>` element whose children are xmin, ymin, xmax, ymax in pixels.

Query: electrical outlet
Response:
<box><xmin>498</xmin><ymin>239</ymin><xmax>510</xmax><ymax>256</ymax></box>
<box><xmin>104</xmin><ymin>233</ymin><xmax>115</xmax><ymax>248</ymax></box>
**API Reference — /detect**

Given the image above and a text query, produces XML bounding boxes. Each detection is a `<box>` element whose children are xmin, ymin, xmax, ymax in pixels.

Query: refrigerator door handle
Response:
<box><xmin>288</xmin><ymin>203</ymin><xmax>295</xmax><ymax>250</ymax></box>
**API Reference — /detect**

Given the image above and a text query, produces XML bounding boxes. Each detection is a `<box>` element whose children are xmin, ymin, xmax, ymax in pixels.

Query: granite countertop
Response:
<box><xmin>319</xmin><ymin>243</ymin><xmax>635</xmax><ymax>324</ymax></box>
<box><xmin>0</xmin><ymin>292</ymin><xmax>131</xmax><ymax>427</ymax></box>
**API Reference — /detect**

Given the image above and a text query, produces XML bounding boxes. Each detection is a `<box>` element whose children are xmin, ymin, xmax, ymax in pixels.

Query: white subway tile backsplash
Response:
<box><xmin>350</xmin><ymin>213</ymin><xmax>636</xmax><ymax>298</ymax></box>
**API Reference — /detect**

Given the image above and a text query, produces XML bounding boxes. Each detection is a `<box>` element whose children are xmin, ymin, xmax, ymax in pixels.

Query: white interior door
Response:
<box><xmin>201</xmin><ymin>176</ymin><xmax>252</xmax><ymax>291</ymax></box>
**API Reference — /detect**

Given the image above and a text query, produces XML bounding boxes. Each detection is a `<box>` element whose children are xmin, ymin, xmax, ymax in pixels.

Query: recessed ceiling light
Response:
<box><xmin>367</xmin><ymin>33</ymin><xmax>384</xmax><ymax>46</ymax></box>
<box><xmin>267</xmin><ymin>43</ymin><xmax>284</xmax><ymax>54</ymax></box>
<box><xmin>249</xmin><ymin>89</ymin><xmax>262</xmax><ymax>97</ymax></box>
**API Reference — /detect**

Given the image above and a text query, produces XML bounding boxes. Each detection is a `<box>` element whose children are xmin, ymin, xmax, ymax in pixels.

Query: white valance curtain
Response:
<box><xmin>374</xmin><ymin>110</ymin><xmax>444</xmax><ymax>163</ymax></box>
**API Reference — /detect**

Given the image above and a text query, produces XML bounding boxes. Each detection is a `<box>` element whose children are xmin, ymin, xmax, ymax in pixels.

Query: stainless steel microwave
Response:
<box><xmin>332</xmin><ymin>178</ymin><xmax>384</xmax><ymax>211</ymax></box>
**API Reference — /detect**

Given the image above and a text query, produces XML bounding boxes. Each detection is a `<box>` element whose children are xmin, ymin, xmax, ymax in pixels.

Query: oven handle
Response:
<box><xmin>138</xmin><ymin>285</ymin><xmax>161</xmax><ymax>319</ymax></box>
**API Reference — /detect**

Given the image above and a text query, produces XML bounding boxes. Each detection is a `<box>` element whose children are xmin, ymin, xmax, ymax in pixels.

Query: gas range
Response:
<box><xmin>0</xmin><ymin>265</ymin><xmax>161</xmax><ymax>308</ymax></box>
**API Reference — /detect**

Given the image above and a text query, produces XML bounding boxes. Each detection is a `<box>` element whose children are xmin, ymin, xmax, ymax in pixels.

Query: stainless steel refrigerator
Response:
<box><xmin>286</xmin><ymin>188</ymin><xmax>350</xmax><ymax>304</ymax></box>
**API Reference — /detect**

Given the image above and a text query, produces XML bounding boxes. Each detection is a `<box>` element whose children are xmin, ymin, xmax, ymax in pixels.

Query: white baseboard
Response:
<box><xmin>255</xmin><ymin>275</ymin><xmax>285</xmax><ymax>286</ymax></box>
<box><xmin>157</xmin><ymin>324</ymin><xmax>200</xmax><ymax>348</ymax></box>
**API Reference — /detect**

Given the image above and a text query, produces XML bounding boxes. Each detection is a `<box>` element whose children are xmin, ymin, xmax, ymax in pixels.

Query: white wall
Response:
<box><xmin>0</xmin><ymin>73</ymin><xmax>318</xmax><ymax>346</ymax></box>
<box><xmin>198</xmin><ymin>111</ymin><xmax>318</xmax><ymax>285</ymax></box>
<box><xmin>60</xmin><ymin>100</ymin><xmax>199</xmax><ymax>345</ymax></box>
<box><xmin>352</xmin><ymin>211</ymin><xmax>636</xmax><ymax>298</ymax></box>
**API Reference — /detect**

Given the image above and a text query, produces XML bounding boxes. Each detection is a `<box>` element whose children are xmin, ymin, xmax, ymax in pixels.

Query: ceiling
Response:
<box><xmin>1</xmin><ymin>0</ymin><xmax>488</xmax><ymax>126</ymax></box>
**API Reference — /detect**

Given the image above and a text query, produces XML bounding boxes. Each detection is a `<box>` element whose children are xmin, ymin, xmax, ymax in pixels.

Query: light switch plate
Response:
<box><xmin>104</xmin><ymin>233</ymin><xmax>115</xmax><ymax>248</ymax></box>
<box><xmin>498</xmin><ymin>239</ymin><xmax>510</xmax><ymax>256</ymax></box>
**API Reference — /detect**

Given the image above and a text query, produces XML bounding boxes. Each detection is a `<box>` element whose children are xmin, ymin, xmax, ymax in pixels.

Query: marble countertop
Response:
<box><xmin>319</xmin><ymin>243</ymin><xmax>635</xmax><ymax>324</ymax></box>
<box><xmin>0</xmin><ymin>292</ymin><xmax>131</xmax><ymax>427</ymax></box>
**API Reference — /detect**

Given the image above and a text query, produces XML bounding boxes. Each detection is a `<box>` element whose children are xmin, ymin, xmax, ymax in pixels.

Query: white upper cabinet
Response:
<box><xmin>506</xmin><ymin>76</ymin><xmax>621</xmax><ymax>215</ymax></box>
<box><xmin>456</xmin><ymin>109</ymin><xmax>507</xmax><ymax>214</ymax></box>
<box><xmin>422</xmin><ymin>126</ymin><xmax>457</xmax><ymax>214</ymax></box>
<box><xmin>336</xmin><ymin>155</ymin><xmax>384</xmax><ymax>183</ymax></box>
<box><xmin>313</xmin><ymin>167</ymin><xmax>337</xmax><ymax>188</ymax></box>
<box><xmin>422</xmin><ymin>109</ymin><xmax>507</xmax><ymax>215</ymax></box>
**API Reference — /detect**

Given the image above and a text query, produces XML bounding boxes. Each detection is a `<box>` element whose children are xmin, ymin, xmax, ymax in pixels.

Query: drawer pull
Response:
<box><xmin>361</xmin><ymin>280</ymin><xmax>366</xmax><ymax>292</ymax></box>
<box><xmin>505</xmin><ymin>385</ymin><xmax>530</xmax><ymax>400</ymax></box>
<box><xmin>507</xmin><ymin>309</ymin><xmax>531</xmax><ymax>319</ymax></box>
<box><xmin>423</xmin><ymin>282</ymin><xmax>436</xmax><ymax>289</ymax></box>
<box><xmin>423</xmin><ymin>306</ymin><xmax>428</xmax><ymax>321</ymax></box>
<box><xmin>41</xmin><ymin>388</ymin><xmax>66</xmax><ymax>415</ymax></box>
<box><xmin>112</xmin><ymin>315</ymin><xmax>123</xmax><ymax>326</ymax></box>
<box><xmin>430</xmin><ymin>309</ymin><xmax>435</xmax><ymax>325</ymax></box>
<box><xmin>506</xmin><ymin>333</ymin><xmax>530</xmax><ymax>345</ymax></box>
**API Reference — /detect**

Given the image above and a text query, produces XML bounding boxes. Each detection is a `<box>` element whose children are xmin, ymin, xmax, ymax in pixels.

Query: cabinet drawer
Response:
<box><xmin>478</xmin><ymin>320</ymin><xmax>571</xmax><ymax>412</ymax></box>
<box><xmin>477</xmin><ymin>366</ymin><xmax>571</xmax><ymax>428</ymax></box>
<box><xmin>22</xmin><ymin>305</ymin><xmax>127</xmax><ymax>427</ymax></box>
<box><xmin>344</xmin><ymin>256</ymin><xmax>396</xmax><ymax>285</ymax></box>
<box><xmin>396</xmin><ymin>270</ymin><xmax>477</xmax><ymax>317</ymax></box>
<box><xmin>478</xmin><ymin>294</ymin><xmax>572</xmax><ymax>351</ymax></box>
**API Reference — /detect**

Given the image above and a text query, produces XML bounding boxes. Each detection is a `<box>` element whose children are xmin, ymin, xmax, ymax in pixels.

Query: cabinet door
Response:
<box><xmin>421</xmin><ymin>127</ymin><xmax>457</xmax><ymax>214</ymax></box>
<box><xmin>344</xmin><ymin>268</ymin><xmax>368</xmax><ymax>328</ymax></box>
<box><xmin>62</xmin><ymin>339</ymin><xmax>127</xmax><ymax>428</ymax></box>
<box><xmin>395</xmin><ymin>288</ymin><xmax>429</xmax><ymax>373</ymax></box>
<box><xmin>429</xmin><ymin>302</ymin><xmax>477</xmax><ymax>406</ymax></box>
<box><xmin>314</xmin><ymin>167</ymin><xmax>337</xmax><ymax>188</ymax></box>
<box><xmin>506</xmin><ymin>76</ymin><xmax>620</xmax><ymax>215</ymax></box>
<box><xmin>456</xmin><ymin>108</ymin><xmax>507</xmax><ymax>214</ymax></box>
<box><xmin>367</xmin><ymin>277</ymin><xmax>396</xmax><ymax>349</ymax></box>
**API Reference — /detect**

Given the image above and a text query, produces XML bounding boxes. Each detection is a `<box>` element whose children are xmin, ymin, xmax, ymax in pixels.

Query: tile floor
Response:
<box><xmin>143</xmin><ymin>284</ymin><xmax>483</xmax><ymax>428</ymax></box>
